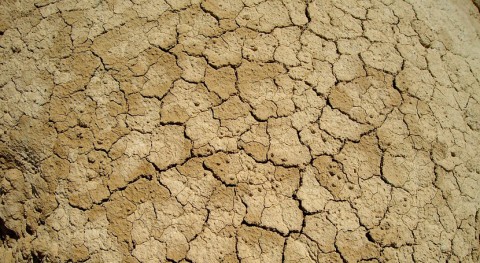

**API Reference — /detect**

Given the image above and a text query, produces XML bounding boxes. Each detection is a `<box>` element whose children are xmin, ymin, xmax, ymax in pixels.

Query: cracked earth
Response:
<box><xmin>1</xmin><ymin>0</ymin><xmax>480</xmax><ymax>262</ymax></box>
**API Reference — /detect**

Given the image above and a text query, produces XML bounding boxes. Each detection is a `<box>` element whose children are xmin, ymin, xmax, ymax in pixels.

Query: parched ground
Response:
<box><xmin>1</xmin><ymin>0</ymin><xmax>480</xmax><ymax>262</ymax></box>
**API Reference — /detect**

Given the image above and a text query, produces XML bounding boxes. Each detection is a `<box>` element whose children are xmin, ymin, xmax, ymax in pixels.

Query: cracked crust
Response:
<box><xmin>1</xmin><ymin>0</ymin><xmax>480</xmax><ymax>262</ymax></box>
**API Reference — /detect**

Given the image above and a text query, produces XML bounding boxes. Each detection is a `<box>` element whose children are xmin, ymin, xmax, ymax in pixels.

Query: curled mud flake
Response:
<box><xmin>308</xmin><ymin>0</ymin><xmax>363</xmax><ymax>40</ymax></box>
<box><xmin>204</xmin><ymin>31</ymin><xmax>243</xmax><ymax>67</ymax></box>
<box><xmin>336</xmin><ymin>227</ymin><xmax>380</xmax><ymax>262</ymax></box>
<box><xmin>237</xmin><ymin>225</ymin><xmax>284</xmax><ymax>262</ymax></box>
<box><xmin>333</xmin><ymin>54</ymin><xmax>366</xmax><ymax>81</ymax></box>
<box><xmin>361</xmin><ymin>43</ymin><xmax>403</xmax><ymax>74</ymax></box>
<box><xmin>147</xmin><ymin>125</ymin><xmax>192</xmax><ymax>170</ymax></box>
<box><xmin>304</xmin><ymin>213</ymin><xmax>337</xmax><ymax>251</ymax></box>
<box><xmin>205</xmin><ymin>66</ymin><xmax>237</xmax><ymax>100</ymax></box>
<box><xmin>296</xmin><ymin>165</ymin><xmax>334</xmax><ymax>213</ymax></box>
<box><xmin>319</xmin><ymin>106</ymin><xmax>374</xmax><ymax>142</ymax></box>
<box><xmin>267</xmin><ymin>118</ymin><xmax>311</xmax><ymax>166</ymax></box>
<box><xmin>236</xmin><ymin>0</ymin><xmax>292</xmax><ymax>33</ymax></box>
<box><xmin>336</xmin><ymin>134</ymin><xmax>382</xmax><ymax>181</ymax></box>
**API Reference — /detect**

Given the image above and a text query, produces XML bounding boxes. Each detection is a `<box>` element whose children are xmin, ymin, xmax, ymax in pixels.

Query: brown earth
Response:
<box><xmin>1</xmin><ymin>0</ymin><xmax>480</xmax><ymax>262</ymax></box>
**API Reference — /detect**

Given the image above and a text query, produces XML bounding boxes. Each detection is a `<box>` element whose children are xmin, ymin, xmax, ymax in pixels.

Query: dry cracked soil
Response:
<box><xmin>1</xmin><ymin>0</ymin><xmax>480</xmax><ymax>262</ymax></box>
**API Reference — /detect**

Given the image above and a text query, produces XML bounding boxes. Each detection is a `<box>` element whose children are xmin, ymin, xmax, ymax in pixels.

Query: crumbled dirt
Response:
<box><xmin>1</xmin><ymin>0</ymin><xmax>480</xmax><ymax>262</ymax></box>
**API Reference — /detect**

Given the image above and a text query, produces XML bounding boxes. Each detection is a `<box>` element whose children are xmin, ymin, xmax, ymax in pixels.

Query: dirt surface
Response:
<box><xmin>1</xmin><ymin>0</ymin><xmax>480</xmax><ymax>262</ymax></box>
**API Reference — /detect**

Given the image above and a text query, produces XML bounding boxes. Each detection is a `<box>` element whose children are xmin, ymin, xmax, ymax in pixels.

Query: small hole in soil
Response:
<box><xmin>26</xmin><ymin>224</ymin><xmax>35</xmax><ymax>235</ymax></box>
<box><xmin>0</xmin><ymin>217</ymin><xmax>19</xmax><ymax>241</ymax></box>
<box><xmin>32</xmin><ymin>252</ymin><xmax>45</xmax><ymax>263</ymax></box>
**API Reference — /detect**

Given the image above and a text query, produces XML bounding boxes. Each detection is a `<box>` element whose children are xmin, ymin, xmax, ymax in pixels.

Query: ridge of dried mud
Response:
<box><xmin>1</xmin><ymin>0</ymin><xmax>480</xmax><ymax>262</ymax></box>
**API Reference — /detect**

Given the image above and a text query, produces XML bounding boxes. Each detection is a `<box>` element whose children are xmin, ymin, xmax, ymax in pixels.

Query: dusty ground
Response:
<box><xmin>1</xmin><ymin>0</ymin><xmax>480</xmax><ymax>262</ymax></box>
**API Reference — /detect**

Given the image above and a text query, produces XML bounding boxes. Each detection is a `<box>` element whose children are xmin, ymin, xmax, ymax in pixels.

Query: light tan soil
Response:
<box><xmin>1</xmin><ymin>0</ymin><xmax>480</xmax><ymax>262</ymax></box>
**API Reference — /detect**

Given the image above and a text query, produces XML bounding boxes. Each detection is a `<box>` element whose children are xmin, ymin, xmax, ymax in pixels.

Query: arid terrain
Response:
<box><xmin>1</xmin><ymin>0</ymin><xmax>480</xmax><ymax>262</ymax></box>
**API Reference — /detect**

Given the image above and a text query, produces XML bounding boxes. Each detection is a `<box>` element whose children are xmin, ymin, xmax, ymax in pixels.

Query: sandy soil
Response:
<box><xmin>1</xmin><ymin>0</ymin><xmax>480</xmax><ymax>262</ymax></box>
